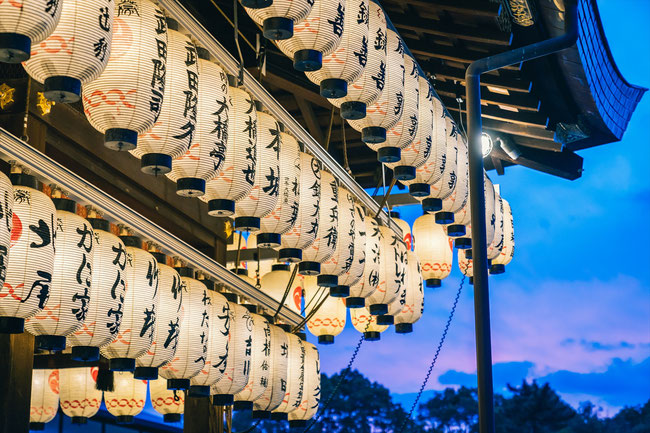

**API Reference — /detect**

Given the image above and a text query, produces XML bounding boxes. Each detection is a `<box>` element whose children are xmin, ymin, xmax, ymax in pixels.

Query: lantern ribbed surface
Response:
<box><xmin>150</xmin><ymin>376</ymin><xmax>184</xmax><ymax>419</ymax></box>
<box><xmin>202</xmin><ymin>86</ymin><xmax>257</xmax><ymax>217</ymax></box>
<box><xmin>104</xmin><ymin>371</ymin><xmax>147</xmax><ymax>420</ymax></box>
<box><xmin>166</xmin><ymin>57</ymin><xmax>230</xmax><ymax>197</ymax></box>
<box><xmin>1</xmin><ymin>180</ymin><xmax>56</xmax><ymax>331</ymax></box>
<box><xmin>276</xmin><ymin>0</ymin><xmax>345</xmax><ymax>72</ymax></box>
<box><xmin>391</xmin><ymin>214</ymin><xmax>412</xmax><ymax>251</ymax></box>
<box><xmin>484</xmin><ymin>174</ymin><xmax>497</xmax><ymax>246</ymax></box>
<box><xmin>68</xmin><ymin>223</ymin><xmax>127</xmax><ymax>353</ymax></box>
<box><xmin>300</xmin><ymin>170</ymin><xmax>337</xmax><ymax>275</ymax></box>
<box><xmin>459</xmin><ymin>248</ymin><xmax>473</xmax><ymax>279</ymax></box>
<box><xmin>245</xmin><ymin>0</ymin><xmax>313</xmax><ymax>40</ymax></box>
<box><xmin>305</xmin><ymin>276</ymin><xmax>346</xmax><ymax>343</ymax></box>
<box><xmin>0</xmin><ymin>172</ymin><xmax>11</xmax><ymax>288</ymax></box>
<box><xmin>235</xmin><ymin>313</ymin><xmax>271</xmax><ymax>404</ymax></box>
<box><xmin>29</xmin><ymin>369</ymin><xmax>59</xmax><ymax>428</ymax></box>
<box><xmin>425</xmin><ymin>117</ymin><xmax>459</xmax><ymax>204</ymax></box>
<box><xmin>258</xmin><ymin>132</ymin><xmax>301</xmax><ymax>248</ymax></box>
<box><xmin>253</xmin><ymin>324</ymin><xmax>289</xmax><ymax>413</ymax></box>
<box><xmin>347</xmin><ymin>215</ymin><xmax>380</xmax><ymax>303</ymax></box>
<box><xmin>449</xmin><ymin>188</ymin><xmax>471</xmax><ymax>238</ymax></box>
<box><xmin>492</xmin><ymin>198</ymin><xmax>515</xmax><ymax>267</ymax></box>
<box><xmin>26</xmin><ymin>208</ymin><xmax>95</xmax><ymax>345</ymax></box>
<box><xmin>393</xmin><ymin>250</ymin><xmax>424</xmax><ymax>331</ymax></box>
<box><xmin>327</xmin><ymin>0</ymin><xmax>386</xmax><ymax>117</ymax></box>
<box><xmin>211</xmin><ymin>302</ymin><xmax>253</xmax><ymax>397</ymax></box>
<box><xmin>487</xmin><ymin>192</ymin><xmax>505</xmax><ymax>261</ymax></box>
<box><xmin>279</xmin><ymin>152</ymin><xmax>321</xmax><ymax>262</ymax></box>
<box><xmin>273</xmin><ymin>332</ymin><xmax>304</xmax><ymax>416</ymax></box>
<box><xmin>234</xmin><ymin>111</ymin><xmax>281</xmax><ymax>231</ymax></box>
<box><xmin>23</xmin><ymin>0</ymin><xmax>114</xmax><ymax>103</ymax></box>
<box><xmin>413</xmin><ymin>214</ymin><xmax>453</xmax><ymax>287</ymax></box>
<box><xmin>260</xmin><ymin>266</ymin><xmax>304</xmax><ymax>315</ymax></box>
<box><xmin>82</xmin><ymin>0</ymin><xmax>168</xmax><ymax>151</ymax></box>
<box><xmin>348</xmin><ymin>28</ymin><xmax>404</xmax><ymax>150</ymax></box>
<box><xmin>288</xmin><ymin>341</ymin><xmax>320</xmax><ymax>425</ymax></box>
<box><xmin>350</xmin><ymin>306</ymin><xmax>387</xmax><ymax>338</ymax></box>
<box><xmin>336</xmin><ymin>203</ymin><xmax>366</xmax><ymax>292</ymax></box>
<box><xmin>437</xmin><ymin>134</ymin><xmax>468</xmax><ymax>219</ymax></box>
<box><xmin>59</xmin><ymin>367</ymin><xmax>102</xmax><ymax>421</ymax></box>
<box><xmin>320</xmin><ymin>187</ymin><xmax>355</xmax><ymax>282</ymax></box>
<box><xmin>100</xmin><ymin>245</ymin><xmax>159</xmax><ymax>363</ymax></box>
<box><xmin>366</xmin><ymin>225</ymin><xmax>406</xmax><ymax>311</ymax></box>
<box><xmin>305</xmin><ymin>0</ymin><xmax>369</xmax><ymax>98</ymax></box>
<box><xmin>0</xmin><ymin>0</ymin><xmax>62</xmax><ymax>63</ymax></box>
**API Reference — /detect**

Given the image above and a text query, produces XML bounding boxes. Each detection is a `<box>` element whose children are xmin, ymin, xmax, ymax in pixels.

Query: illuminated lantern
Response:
<box><xmin>261</xmin><ymin>264</ymin><xmax>304</xmax><ymax>315</ymax></box>
<box><xmin>346</xmin><ymin>214</ymin><xmax>380</xmax><ymax>308</ymax></box>
<box><xmin>454</xmin><ymin>172</ymin><xmax>495</xmax><ymax>250</ymax></box>
<box><xmin>0</xmin><ymin>0</ymin><xmax>61</xmax><ymax>63</ymax></box>
<box><xmin>59</xmin><ymin>367</ymin><xmax>102</xmax><ymax>424</ymax></box>
<box><xmin>388</xmin><ymin>211</ymin><xmax>412</xmax><ymax>251</ymax></box>
<box><xmin>189</xmin><ymin>288</ymin><xmax>230</xmax><ymax>396</ymax></box>
<box><xmin>413</xmin><ymin>214</ymin><xmax>453</xmax><ymax>288</ymax></box>
<box><xmin>299</xmin><ymin>170</ymin><xmax>337</xmax><ymax>277</ymax></box>
<box><xmin>231</xmin><ymin>267</ymin><xmax>257</xmax><ymax>287</ymax></box>
<box><xmin>365</xmin><ymin>224</ymin><xmax>406</xmax><ymax>315</ymax></box>
<box><xmin>348</xmin><ymin>29</ymin><xmax>404</xmax><ymax>160</ymax></box>
<box><xmin>252</xmin><ymin>324</ymin><xmax>289</xmax><ymax>418</ymax></box>
<box><xmin>234</xmin><ymin>311</ymin><xmax>271</xmax><ymax>410</ymax></box>
<box><xmin>150</xmin><ymin>374</ymin><xmax>184</xmax><ymax>423</ymax></box>
<box><xmin>26</xmin><ymin>198</ymin><xmax>94</xmax><ymax>351</ymax></box>
<box><xmin>1</xmin><ymin>173</ymin><xmax>55</xmax><ymax>334</ymax></box>
<box><xmin>234</xmin><ymin>109</ymin><xmax>280</xmax><ymax>231</ymax></box>
<box><xmin>393</xmin><ymin>251</ymin><xmax>424</xmax><ymax>334</ymax></box>
<box><xmin>435</xmin><ymin>133</ymin><xmax>469</xmax><ymax>225</ymax></box>
<box><xmin>159</xmin><ymin>268</ymin><xmax>210</xmax><ymax>390</ymax></box>
<box><xmin>350</xmin><ymin>306</ymin><xmax>386</xmax><ymax>341</ymax></box>
<box><xmin>487</xmin><ymin>190</ymin><xmax>504</xmax><ymax>262</ymax></box>
<box><xmin>211</xmin><ymin>299</ymin><xmax>253</xmax><ymax>406</ymax></box>
<box><xmin>388</xmin><ymin>75</ymin><xmax>433</xmax><ymax>181</ymax></box>
<box><xmin>271</xmin><ymin>331</ymin><xmax>304</xmax><ymax>420</ymax></box>
<box><xmin>318</xmin><ymin>187</ymin><xmax>355</xmax><ymax>288</ymax></box>
<box><xmin>332</xmin><ymin>203</ymin><xmax>366</xmax><ymax>298</ymax></box>
<box><xmin>288</xmin><ymin>341</ymin><xmax>320</xmax><ymax>427</ymax></box>
<box><xmin>447</xmin><ymin>190</ymin><xmax>471</xmax><ymax>239</ymax></box>
<box><xmin>100</xmin><ymin>235</ymin><xmax>159</xmax><ymax>372</ymax></box>
<box><xmin>134</xmin><ymin>254</ymin><xmax>183</xmax><ymax>380</ymax></box>
<box><xmin>29</xmin><ymin>369</ymin><xmax>59</xmax><ymax>430</ymax></box>
<box><xmin>257</xmin><ymin>131</ymin><xmax>301</xmax><ymax>248</ymax></box>
<box><xmin>202</xmin><ymin>83</ymin><xmax>257</xmax><ymax>217</ymax></box>
<box><xmin>491</xmin><ymin>198</ymin><xmax>515</xmax><ymax>274</ymax></box>
<box><xmin>327</xmin><ymin>0</ymin><xmax>385</xmax><ymax>120</ymax></box>
<box><xmin>166</xmin><ymin>49</ymin><xmax>229</xmax><ymax>196</ymax></box>
<box><xmin>422</xmin><ymin>116</ymin><xmax>459</xmax><ymax>215</ymax></box>
<box><xmin>104</xmin><ymin>371</ymin><xmax>147</xmax><ymax>424</ymax></box>
<box><xmin>459</xmin><ymin>248</ymin><xmax>473</xmax><ymax>284</ymax></box>
<box><xmin>304</xmin><ymin>276</ymin><xmax>346</xmax><ymax>344</ymax></box>
<box><xmin>277</xmin><ymin>0</ymin><xmax>345</xmax><ymax>72</ymax></box>
<box><xmin>0</xmin><ymin>172</ymin><xmax>11</xmax><ymax>290</ymax></box>
<box><xmin>245</xmin><ymin>0</ymin><xmax>312</xmax><ymax>40</ymax></box>
<box><xmin>82</xmin><ymin>0</ymin><xmax>167</xmax><ymax>151</ymax></box>
<box><xmin>23</xmin><ymin>0</ymin><xmax>114</xmax><ymax>103</ymax></box>
<box><xmin>304</xmin><ymin>0</ymin><xmax>369</xmax><ymax>98</ymax></box>
<box><xmin>278</xmin><ymin>152</ymin><xmax>320</xmax><ymax>263</ymax></box>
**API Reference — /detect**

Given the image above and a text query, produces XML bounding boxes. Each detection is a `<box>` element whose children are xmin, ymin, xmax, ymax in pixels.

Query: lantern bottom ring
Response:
<box><xmin>163</xmin><ymin>413</ymin><xmax>182</xmax><ymax>423</ymax></box>
<box><xmin>176</xmin><ymin>178</ymin><xmax>206</xmax><ymax>197</ymax></box>
<box><xmin>43</xmin><ymin>76</ymin><xmax>81</xmax><ymax>104</ymax></box>
<box><xmin>376</xmin><ymin>314</ymin><xmax>394</xmax><ymax>326</ymax></box>
<box><xmin>434</xmin><ymin>211</ymin><xmax>455</xmax><ymax>225</ymax></box>
<box><xmin>35</xmin><ymin>335</ymin><xmax>66</xmax><ymax>351</ymax></box>
<box><xmin>318</xmin><ymin>334</ymin><xmax>335</xmax><ymax>345</ymax></box>
<box><xmin>71</xmin><ymin>346</ymin><xmax>100</xmax><ymax>362</ymax></box>
<box><xmin>395</xmin><ymin>323</ymin><xmax>413</xmax><ymax>334</ymax></box>
<box><xmin>208</xmin><ymin>199</ymin><xmax>235</xmax><ymax>217</ymax></box>
<box><xmin>278</xmin><ymin>248</ymin><xmax>302</xmax><ymax>262</ymax></box>
<box><xmin>234</xmin><ymin>400</ymin><xmax>254</xmax><ymax>411</ymax></box>
<box><xmin>298</xmin><ymin>261</ymin><xmax>321</xmax><ymax>276</ymax></box>
<box><xmin>422</xmin><ymin>197</ymin><xmax>442</xmax><ymax>213</ymax></box>
<box><xmin>362</xmin><ymin>126</ymin><xmax>387</xmax><ymax>144</ymax></box>
<box><xmin>141</xmin><ymin>153</ymin><xmax>172</xmax><ymax>176</ymax></box>
<box><xmin>293</xmin><ymin>49</ymin><xmax>323</xmax><ymax>72</ymax></box>
<box><xmin>133</xmin><ymin>366</ymin><xmax>159</xmax><ymax>380</ymax></box>
<box><xmin>167</xmin><ymin>378</ymin><xmax>191</xmax><ymax>390</ymax></box>
<box><xmin>234</xmin><ymin>216</ymin><xmax>261</xmax><ymax>232</ymax></box>
<box><xmin>394</xmin><ymin>165</ymin><xmax>416</xmax><ymax>181</ymax></box>
<box><xmin>271</xmin><ymin>412</ymin><xmax>288</xmax><ymax>421</ymax></box>
<box><xmin>345</xmin><ymin>296</ymin><xmax>364</xmax><ymax>308</ymax></box>
<box><xmin>0</xmin><ymin>316</ymin><xmax>24</xmax><ymax>334</ymax></box>
<box><xmin>29</xmin><ymin>422</ymin><xmax>45</xmax><ymax>431</ymax></box>
<box><xmin>0</xmin><ymin>33</ymin><xmax>31</xmax><ymax>63</ymax></box>
<box><xmin>320</xmin><ymin>79</ymin><xmax>347</xmax><ymax>99</ymax></box>
<box><xmin>212</xmin><ymin>394</ymin><xmax>234</xmax><ymax>406</ymax></box>
<box><xmin>256</xmin><ymin>232</ymin><xmax>281</xmax><ymax>248</ymax></box>
<box><xmin>469</xmin><ymin>277</ymin><xmax>474</xmax><ymax>285</ymax></box>
<box><xmin>454</xmin><ymin>237</ymin><xmax>472</xmax><ymax>249</ymax></box>
<box><xmin>116</xmin><ymin>416</ymin><xmax>135</xmax><ymax>424</ymax></box>
<box><xmin>108</xmin><ymin>357</ymin><xmax>136</xmax><ymax>372</ymax></box>
<box><xmin>188</xmin><ymin>385</ymin><xmax>211</xmax><ymax>398</ymax></box>
<box><xmin>340</xmin><ymin>101</ymin><xmax>366</xmax><ymax>120</ymax></box>
<box><xmin>330</xmin><ymin>285</ymin><xmax>350</xmax><ymax>298</ymax></box>
<box><xmin>105</xmin><ymin>128</ymin><xmax>137</xmax><ymax>152</ymax></box>
<box><xmin>317</xmin><ymin>274</ymin><xmax>338</xmax><ymax>288</ymax></box>
<box><xmin>490</xmin><ymin>264</ymin><xmax>506</xmax><ymax>275</ymax></box>
<box><xmin>369</xmin><ymin>303</ymin><xmax>388</xmax><ymax>316</ymax></box>
<box><xmin>252</xmin><ymin>410</ymin><xmax>271</xmax><ymax>419</ymax></box>
<box><xmin>447</xmin><ymin>224</ymin><xmax>466</xmax><ymax>237</ymax></box>
<box><xmin>71</xmin><ymin>417</ymin><xmax>89</xmax><ymax>425</ymax></box>
<box><xmin>289</xmin><ymin>420</ymin><xmax>308</xmax><ymax>428</ymax></box>
<box><xmin>377</xmin><ymin>146</ymin><xmax>401</xmax><ymax>163</ymax></box>
<box><xmin>409</xmin><ymin>183</ymin><xmax>430</xmax><ymax>198</ymax></box>
<box><xmin>364</xmin><ymin>331</ymin><xmax>381</xmax><ymax>341</ymax></box>
<box><xmin>425</xmin><ymin>278</ymin><xmax>442</xmax><ymax>288</ymax></box>
<box><xmin>263</xmin><ymin>17</ymin><xmax>293</xmax><ymax>40</ymax></box>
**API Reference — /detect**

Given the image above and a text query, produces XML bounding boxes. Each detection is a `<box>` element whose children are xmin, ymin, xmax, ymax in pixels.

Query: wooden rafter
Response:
<box><xmin>428</xmin><ymin>63</ymin><xmax>533</xmax><ymax>93</ymax></box>
<box><xmin>434</xmin><ymin>80</ymin><xmax>541</xmax><ymax>112</ymax></box>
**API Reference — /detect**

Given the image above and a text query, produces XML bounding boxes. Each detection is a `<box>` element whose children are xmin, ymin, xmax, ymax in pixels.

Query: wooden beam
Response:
<box><xmin>0</xmin><ymin>333</ymin><xmax>34</xmax><ymax>433</ymax></box>
<box><xmin>492</xmin><ymin>155</ymin><xmax>505</xmax><ymax>175</ymax></box>
<box><xmin>428</xmin><ymin>63</ymin><xmax>533</xmax><ymax>93</ymax></box>
<box><xmin>403</xmin><ymin>0</ymin><xmax>502</xmax><ymax>17</ymax></box>
<box><xmin>443</xmin><ymin>95</ymin><xmax>549</xmax><ymax>127</ymax></box>
<box><xmin>295</xmin><ymin>97</ymin><xmax>325</xmax><ymax>144</ymax></box>
<box><xmin>434</xmin><ymin>81</ymin><xmax>541</xmax><ymax>112</ymax></box>
<box><xmin>491</xmin><ymin>145</ymin><xmax>583</xmax><ymax>180</ymax></box>
<box><xmin>508</xmin><ymin>134</ymin><xmax>563</xmax><ymax>152</ymax></box>
<box><xmin>481</xmin><ymin>118</ymin><xmax>556</xmax><ymax>141</ymax></box>
<box><xmin>252</xmin><ymin>66</ymin><xmax>332</xmax><ymax>110</ymax></box>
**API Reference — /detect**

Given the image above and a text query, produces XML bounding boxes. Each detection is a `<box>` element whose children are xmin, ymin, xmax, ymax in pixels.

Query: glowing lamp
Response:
<box><xmin>150</xmin><ymin>374</ymin><xmax>184</xmax><ymax>423</ymax></box>
<box><xmin>59</xmin><ymin>367</ymin><xmax>101</xmax><ymax>424</ymax></box>
<box><xmin>104</xmin><ymin>371</ymin><xmax>147</xmax><ymax>424</ymax></box>
<box><xmin>350</xmin><ymin>306</ymin><xmax>386</xmax><ymax>341</ymax></box>
<box><xmin>413</xmin><ymin>213</ymin><xmax>453</xmax><ymax>288</ymax></box>
<box><xmin>245</xmin><ymin>0</ymin><xmax>313</xmax><ymax>40</ymax></box>
<box><xmin>29</xmin><ymin>369</ymin><xmax>59</xmax><ymax>430</ymax></box>
<box><xmin>304</xmin><ymin>276</ymin><xmax>346</xmax><ymax>344</ymax></box>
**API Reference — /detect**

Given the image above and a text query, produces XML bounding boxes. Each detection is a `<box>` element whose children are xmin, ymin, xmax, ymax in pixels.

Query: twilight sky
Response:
<box><xmin>313</xmin><ymin>0</ymin><xmax>650</xmax><ymax>417</ymax></box>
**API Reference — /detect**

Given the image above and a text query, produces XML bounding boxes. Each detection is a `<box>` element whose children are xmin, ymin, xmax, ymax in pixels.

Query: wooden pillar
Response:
<box><xmin>0</xmin><ymin>333</ymin><xmax>35</xmax><ymax>433</ymax></box>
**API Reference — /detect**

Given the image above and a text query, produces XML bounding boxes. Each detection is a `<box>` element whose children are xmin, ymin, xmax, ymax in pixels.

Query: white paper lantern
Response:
<box><xmin>288</xmin><ymin>341</ymin><xmax>320</xmax><ymax>427</ymax></box>
<box><xmin>389</xmin><ymin>212</ymin><xmax>412</xmax><ymax>251</ymax></box>
<box><xmin>59</xmin><ymin>367</ymin><xmax>102</xmax><ymax>424</ymax></box>
<box><xmin>278</xmin><ymin>152</ymin><xmax>321</xmax><ymax>263</ymax></box>
<box><xmin>271</xmin><ymin>332</ymin><xmax>304</xmax><ymax>419</ymax></box>
<box><xmin>166</xmin><ymin>50</ymin><xmax>229</xmax><ymax>196</ymax></box>
<box><xmin>458</xmin><ymin>248</ymin><xmax>473</xmax><ymax>284</ymax></box>
<box><xmin>100</xmin><ymin>237</ymin><xmax>159</xmax><ymax>371</ymax></box>
<box><xmin>23</xmin><ymin>0</ymin><xmax>114</xmax><ymax>103</ymax></box>
<box><xmin>350</xmin><ymin>306</ymin><xmax>386</xmax><ymax>340</ymax></box>
<box><xmin>0</xmin><ymin>172</ymin><xmax>11</xmax><ymax>288</ymax></box>
<box><xmin>29</xmin><ymin>369</ymin><xmax>59</xmax><ymax>430</ymax></box>
<box><xmin>491</xmin><ymin>198</ymin><xmax>515</xmax><ymax>274</ymax></box>
<box><xmin>260</xmin><ymin>264</ymin><xmax>304</xmax><ymax>315</ymax></box>
<box><xmin>245</xmin><ymin>0</ymin><xmax>313</xmax><ymax>40</ymax></box>
<box><xmin>104</xmin><ymin>371</ymin><xmax>147</xmax><ymax>424</ymax></box>
<box><xmin>421</xmin><ymin>116</ymin><xmax>459</xmax><ymax>216</ymax></box>
<box><xmin>346</xmin><ymin>214</ymin><xmax>379</xmax><ymax>308</ymax></box>
<box><xmin>150</xmin><ymin>375</ymin><xmax>184</xmax><ymax>423</ymax></box>
<box><xmin>252</xmin><ymin>324</ymin><xmax>289</xmax><ymax>417</ymax></box>
<box><xmin>0</xmin><ymin>0</ymin><xmax>62</xmax><ymax>63</ymax></box>
<box><xmin>447</xmin><ymin>184</ymin><xmax>471</xmax><ymax>239</ymax></box>
<box><xmin>318</xmin><ymin>187</ymin><xmax>355</xmax><ymax>288</ymax></box>
<box><xmin>134</xmin><ymin>256</ymin><xmax>183</xmax><ymax>380</ymax></box>
<box><xmin>413</xmin><ymin>213</ymin><xmax>453</xmax><ymax>288</ymax></box>
<box><xmin>1</xmin><ymin>174</ymin><xmax>55</xmax><ymax>334</ymax></box>
<box><xmin>435</xmin><ymin>133</ymin><xmax>469</xmax><ymax>225</ymax></box>
<box><xmin>305</xmin><ymin>0</ymin><xmax>368</xmax><ymax>98</ymax></box>
<box><xmin>202</xmin><ymin>85</ymin><xmax>257</xmax><ymax>217</ymax></box>
<box><xmin>277</xmin><ymin>0</ymin><xmax>345</xmax><ymax>72</ymax></box>
<box><xmin>333</xmin><ymin>203</ymin><xmax>366</xmax><ymax>297</ymax></box>
<box><xmin>484</xmin><ymin>174</ymin><xmax>497</xmax><ymax>248</ymax></box>
<box><xmin>304</xmin><ymin>276</ymin><xmax>346</xmax><ymax>344</ymax></box>
<box><xmin>26</xmin><ymin>199</ymin><xmax>94</xmax><ymax>350</ymax></box>
<box><xmin>365</xmin><ymin>224</ymin><xmax>406</xmax><ymax>315</ymax></box>
<box><xmin>234</xmin><ymin>312</ymin><xmax>271</xmax><ymax>410</ymax></box>
<box><xmin>487</xmin><ymin>190</ymin><xmax>505</xmax><ymax>261</ymax></box>
<box><xmin>393</xmin><ymin>250</ymin><xmax>424</xmax><ymax>334</ymax></box>
<box><xmin>82</xmin><ymin>0</ymin><xmax>168</xmax><ymax>151</ymax></box>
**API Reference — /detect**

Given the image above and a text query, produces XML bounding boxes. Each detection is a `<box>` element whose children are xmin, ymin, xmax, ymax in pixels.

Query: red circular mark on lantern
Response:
<box><xmin>10</xmin><ymin>212</ymin><xmax>22</xmax><ymax>247</ymax></box>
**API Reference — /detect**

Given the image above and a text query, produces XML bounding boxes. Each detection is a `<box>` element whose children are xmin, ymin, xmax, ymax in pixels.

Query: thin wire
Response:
<box><xmin>210</xmin><ymin>0</ymin><xmax>256</xmax><ymax>51</ymax></box>
<box><xmin>324</xmin><ymin>106</ymin><xmax>335</xmax><ymax>151</ymax></box>
<box><xmin>234</xmin><ymin>230</ymin><xmax>243</xmax><ymax>271</ymax></box>
<box><xmin>457</xmin><ymin>98</ymin><xmax>468</xmax><ymax>138</ymax></box>
<box><xmin>300</xmin><ymin>284</ymin><xmax>326</xmax><ymax>315</ymax></box>
<box><xmin>273</xmin><ymin>264</ymin><xmax>299</xmax><ymax>320</ymax></box>
<box><xmin>397</xmin><ymin>275</ymin><xmax>466</xmax><ymax>433</ymax></box>
<box><xmin>341</xmin><ymin>115</ymin><xmax>351</xmax><ymax>174</ymax></box>
<box><xmin>293</xmin><ymin>291</ymin><xmax>330</xmax><ymax>333</ymax></box>
<box><xmin>233</xmin><ymin>0</ymin><xmax>245</xmax><ymax>85</ymax></box>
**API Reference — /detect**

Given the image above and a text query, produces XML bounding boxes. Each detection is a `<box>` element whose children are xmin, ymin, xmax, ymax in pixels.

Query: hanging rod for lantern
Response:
<box><xmin>0</xmin><ymin>128</ymin><xmax>303</xmax><ymax>326</ymax></box>
<box><xmin>157</xmin><ymin>0</ymin><xmax>402</xmax><ymax>236</ymax></box>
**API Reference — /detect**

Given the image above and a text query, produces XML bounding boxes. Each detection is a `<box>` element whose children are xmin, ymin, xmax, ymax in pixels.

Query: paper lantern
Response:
<box><xmin>332</xmin><ymin>203</ymin><xmax>365</xmax><ymax>298</ymax></box>
<box><xmin>100</xmin><ymin>236</ymin><xmax>159</xmax><ymax>372</ymax></box>
<box><xmin>104</xmin><ymin>371</ymin><xmax>147</xmax><ymax>424</ymax></box>
<box><xmin>0</xmin><ymin>173</ymin><xmax>12</xmax><ymax>322</ymax></box>
<box><xmin>348</xmin><ymin>29</ymin><xmax>404</xmax><ymax>159</ymax></box>
<box><xmin>365</xmin><ymin>224</ymin><xmax>406</xmax><ymax>315</ymax></box>
<box><xmin>260</xmin><ymin>264</ymin><xmax>304</xmax><ymax>315</ymax></box>
<box><xmin>0</xmin><ymin>0</ymin><xmax>62</xmax><ymax>63</ymax></box>
<box><xmin>240</xmin><ymin>0</ymin><xmax>273</xmax><ymax>9</ymax></box>
<box><xmin>133</xmin><ymin>255</ymin><xmax>183</xmax><ymax>380</ymax></box>
<box><xmin>350</xmin><ymin>306</ymin><xmax>386</xmax><ymax>341</ymax></box>
<box><xmin>23</xmin><ymin>0</ymin><xmax>114</xmax><ymax>103</ymax></box>
<box><xmin>304</xmin><ymin>276</ymin><xmax>346</xmax><ymax>344</ymax></box>
<box><xmin>278</xmin><ymin>152</ymin><xmax>321</xmax><ymax>263</ymax></box>
<box><xmin>434</xmin><ymin>133</ymin><xmax>469</xmax><ymax>225</ymax></box>
<box><xmin>318</xmin><ymin>186</ymin><xmax>355</xmax><ymax>288</ymax></box>
<box><xmin>327</xmin><ymin>0</ymin><xmax>386</xmax><ymax>119</ymax></box>
<box><xmin>26</xmin><ymin>198</ymin><xmax>94</xmax><ymax>350</ymax></box>
<box><xmin>413</xmin><ymin>213</ymin><xmax>453</xmax><ymax>288</ymax></box>
<box><xmin>271</xmin><ymin>331</ymin><xmax>305</xmax><ymax>420</ymax></box>
<box><xmin>421</xmin><ymin>116</ymin><xmax>459</xmax><ymax>215</ymax></box>
<box><xmin>277</xmin><ymin>0</ymin><xmax>345</xmax><ymax>71</ymax></box>
<box><xmin>491</xmin><ymin>198</ymin><xmax>515</xmax><ymax>274</ymax></box>
<box><xmin>388</xmin><ymin>211</ymin><xmax>412</xmax><ymax>251</ymax></box>
<box><xmin>388</xmin><ymin>75</ymin><xmax>433</xmax><ymax>181</ymax></box>
<box><xmin>234</xmin><ymin>312</ymin><xmax>271</xmax><ymax>410</ymax></box>
<box><xmin>150</xmin><ymin>375</ymin><xmax>184</xmax><ymax>423</ymax></box>
<box><xmin>454</xmin><ymin>171</ymin><xmax>495</xmax><ymax>250</ymax></box>
<box><xmin>459</xmin><ymin>248</ymin><xmax>473</xmax><ymax>285</ymax></box>
<box><xmin>252</xmin><ymin>324</ymin><xmax>289</xmax><ymax>418</ymax></box>
<box><xmin>1</xmin><ymin>174</ymin><xmax>55</xmax><ymax>334</ymax></box>
<box><xmin>202</xmin><ymin>84</ymin><xmax>257</xmax><ymax>216</ymax></box>
<box><xmin>304</xmin><ymin>0</ymin><xmax>368</xmax><ymax>98</ymax></box>
<box><xmin>29</xmin><ymin>369</ymin><xmax>59</xmax><ymax>430</ymax></box>
<box><xmin>346</xmin><ymin>214</ymin><xmax>379</xmax><ymax>308</ymax></box>
<box><xmin>393</xmin><ymin>250</ymin><xmax>424</xmax><ymax>333</ymax></box>
<box><xmin>159</xmin><ymin>268</ymin><xmax>210</xmax><ymax>390</ymax></box>
<box><xmin>234</xmin><ymin>110</ymin><xmax>280</xmax><ymax>231</ymax></box>
<box><xmin>211</xmin><ymin>300</ymin><xmax>253</xmax><ymax>406</ymax></box>
<box><xmin>59</xmin><ymin>367</ymin><xmax>102</xmax><ymax>424</ymax></box>
<box><xmin>82</xmin><ymin>0</ymin><xmax>168</xmax><ymax>151</ymax></box>
<box><xmin>245</xmin><ymin>0</ymin><xmax>313</xmax><ymax>40</ymax></box>
<box><xmin>487</xmin><ymin>190</ymin><xmax>504</xmax><ymax>262</ymax></box>
<box><xmin>166</xmin><ymin>49</ymin><xmax>229</xmax><ymax>196</ymax></box>
<box><xmin>288</xmin><ymin>341</ymin><xmax>320</xmax><ymax>427</ymax></box>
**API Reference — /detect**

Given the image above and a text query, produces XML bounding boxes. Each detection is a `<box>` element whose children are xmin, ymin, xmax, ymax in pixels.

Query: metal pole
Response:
<box><xmin>465</xmin><ymin>4</ymin><xmax>578</xmax><ymax>433</ymax></box>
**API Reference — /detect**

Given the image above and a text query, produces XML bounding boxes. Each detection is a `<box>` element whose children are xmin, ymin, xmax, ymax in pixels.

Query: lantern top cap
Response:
<box><xmin>271</xmin><ymin>264</ymin><xmax>290</xmax><ymax>272</ymax></box>
<box><xmin>10</xmin><ymin>173</ymin><xmax>38</xmax><ymax>189</ymax></box>
<box><xmin>196</xmin><ymin>46</ymin><xmax>211</xmax><ymax>61</ymax></box>
<box><xmin>166</xmin><ymin>17</ymin><xmax>180</xmax><ymax>32</ymax></box>
<box><xmin>221</xmin><ymin>291</ymin><xmax>238</xmax><ymax>303</ymax></box>
<box><xmin>150</xmin><ymin>251</ymin><xmax>167</xmax><ymax>265</ymax></box>
<box><xmin>120</xmin><ymin>235</ymin><xmax>143</xmax><ymax>248</ymax></box>
<box><xmin>175</xmin><ymin>266</ymin><xmax>195</xmax><ymax>278</ymax></box>
<box><xmin>87</xmin><ymin>217</ymin><xmax>110</xmax><ymax>232</ymax></box>
<box><xmin>52</xmin><ymin>197</ymin><xmax>77</xmax><ymax>213</ymax></box>
<box><xmin>231</xmin><ymin>268</ymin><xmax>249</xmax><ymax>277</ymax></box>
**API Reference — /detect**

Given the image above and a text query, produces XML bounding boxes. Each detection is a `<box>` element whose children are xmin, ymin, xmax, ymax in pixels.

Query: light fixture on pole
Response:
<box><xmin>481</xmin><ymin>132</ymin><xmax>493</xmax><ymax>158</ymax></box>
